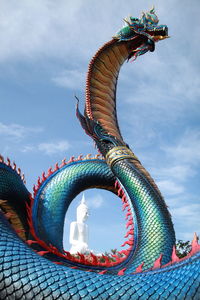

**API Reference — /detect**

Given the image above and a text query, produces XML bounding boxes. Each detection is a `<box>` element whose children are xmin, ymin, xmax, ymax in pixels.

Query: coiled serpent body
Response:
<box><xmin>0</xmin><ymin>8</ymin><xmax>199</xmax><ymax>299</ymax></box>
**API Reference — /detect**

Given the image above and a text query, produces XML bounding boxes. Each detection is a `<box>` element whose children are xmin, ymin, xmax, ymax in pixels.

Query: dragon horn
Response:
<box><xmin>150</xmin><ymin>5</ymin><xmax>155</xmax><ymax>13</ymax></box>
<box><xmin>123</xmin><ymin>18</ymin><xmax>131</xmax><ymax>26</ymax></box>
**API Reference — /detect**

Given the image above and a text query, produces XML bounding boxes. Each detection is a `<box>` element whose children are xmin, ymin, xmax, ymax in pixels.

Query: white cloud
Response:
<box><xmin>38</xmin><ymin>140</ymin><xmax>71</xmax><ymax>155</ymax></box>
<box><xmin>0</xmin><ymin>0</ymin><xmax>118</xmax><ymax>63</ymax></box>
<box><xmin>21</xmin><ymin>140</ymin><xmax>71</xmax><ymax>155</ymax></box>
<box><xmin>0</xmin><ymin>0</ymin><xmax>83</xmax><ymax>62</ymax></box>
<box><xmin>21</xmin><ymin>145</ymin><xmax>35</xmax><ymax>153</ymax></box>
<box><xmin>152</xmin><ymin>164</ymin><xmax>195</xmax><ymax>182</ymax></box>
<box><xmin>87</xmin><ymin>194</ymin><xmax>105</xmax><ymax>209</ymax></box>
<box><xmin>157</xmin><ymin>179</ymin><xmax>185</xmax><ymax>196</ymax></box>
<box><xmin>52</xmin><ymin>69</ymin><xmax>85</xmax><ymax>89</ymax></box>
<box><xmin>172</xmin><ymin>204</ymin><xmax>200</xmax><ymax>220</ymax></box>
<box><xmin>163</xmin><ymin>129</ymin><xmax>200</xmax><ymax>165</ymax></box>
<box><xmin>0</xmin><ymin>122</ymin><xmax>43</xmax><ymax>140</ymax></box>
<box><xmin>0</xmin><ymin>122</ymin><xmax>25</xmax><ymax>138</ymax></box>
<box><xmin>2</xmin><ymin>0</ymin><xmax>199</xmax><ymax>66</ymax></box>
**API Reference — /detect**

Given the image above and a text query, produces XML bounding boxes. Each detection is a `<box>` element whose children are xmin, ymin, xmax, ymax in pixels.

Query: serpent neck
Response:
<box><xmin>85</xmin><ymin>37</ymin><xmax>147</xmax><ymax>143</ymax></box>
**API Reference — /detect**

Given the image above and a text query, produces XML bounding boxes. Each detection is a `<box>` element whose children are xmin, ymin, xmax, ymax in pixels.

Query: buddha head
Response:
<box><xmin>77</xmin><ymin>194</ymin><xmax>89</xmax><ymax>223</ymax></box>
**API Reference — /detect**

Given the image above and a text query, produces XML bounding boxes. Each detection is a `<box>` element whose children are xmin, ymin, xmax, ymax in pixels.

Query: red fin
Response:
<box><xmin>53</xmin><ymin>261</ymin><xmax>63</xmax><ymax>265</ymax></box>
<box><xmin>190</xmin><ymin>232</ymin><xmax>200</xmax><ymax>255</ymax></box>
<box><xmin>122</xmin><ymin>194</ymin><xmax>127</xmax><ymax>203</ymax></box>
<box><xmin>37</xmin><ymin>177</ymin><xmax>41</xmax><ymax>186</ymax></box>
<box><xmin>90</xmin><ymin>252</ymin><xmax>99</xmax><ymax>265</ymax></box>
<box><xmin>42</xmin><ymin>172</ymin><xmax>46</xmax><ymax>181</ymax></box>
<box><xmin>7</xmin><ymin>157</ymin><xmax>11</xmax><ymax>166</ymax></box>
<box><xmin>118</xmin><ymin>187</ymin><xmax>123</xmax><ymax>196</ymax></box>
<box><xmin>171</xmin><ymin>246</ymin><xmax>180</xmax><ymax>263</ymax></box>
<box><xmin>77</xmin><ymin>252</ymin><xmax>86</xmax><ymax>264</ymax></box>
<box><xmin>26</xmin><ymin>240</ymin><xmax>38</xmax><ymax>246</ymax></box>
<box><xmin>64</xmin><ymin>251</ymin><xmax>73</xmax><ymax>260</ymax></box>
<box><xmin>124</xmin><ymin>229</ymin><xmax>134</xmax><ymax>238</ymax></box>
<box><xmin>135</xmin><ymin>262</ymin><xmax>144</xmax><ymax>273</ymax></box>
<box><xmin>115</xmin><ymin>180</ymin><xmax>119</xmax><ymax>189</ymax></box>
<box><xmin>98</xmin><ymin>270</ymin><xmax>107</xmax><ymax>274</ymax></box>
<box><xmin>47</xmin><ymin>167</ymin><xmax>53</xmax><ymax>176</ymax></box>
<box><xmin>68</xmin><ymin>156</ymin><xmax>75</xmax><ymax>163</ymax></box>
<box><xmin>126</xmin><ymin>217</ymin><xmax>133</xmax><ymax>228</ymax></box>
<box><xmin>118</xmin><ymin>247</ymin><xmax>132</xmax><ymax>256</ymax></box>
<box><xmin>122</xmin><ymin>202</ymin><xmax>129</xmax><ymax>211</ymax></box>
<box><xmin>101</xmin><ymin>255</ymin><xmax>110</xmax><ymax>264</ymax></box>
<box><xmin>37</xmin><ymin>250</ymin><xmax>49</xmax><ymax>256</ymax></box>
<box><xmin>60</xmin><ymin>158</ymin><xmax>66</xmax><ymax>167</ymax></box>
<box><xmin>152</xmin><ymin>254</ymin><xmax>163</xmax><ymax>269</ymax></box>
<box><xmin>77</xmin><ymin>155</ymin><xmax>83</xmax><ymax>160</ymax></box>
<box><xmin>54</xmin><ymin>162</ymin><xmax>59</xmax><ymax>171</ymax></box>
<box><xmin>125</xmin><ymin>211</ymin><xmax>132</xmax><ymax>220</ymax></box>
<box><xmin>118</xmin><ymin>268</ymin><xmax>126</xmax><ymax>275</ymax></box>
<box><xmin>121</xmin><ymin>238</ymin><xmax>134</xmax><ymax>247</ymax></box>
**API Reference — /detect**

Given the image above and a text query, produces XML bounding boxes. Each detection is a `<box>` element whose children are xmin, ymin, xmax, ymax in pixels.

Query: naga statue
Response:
<box><xmin>0</xmin><ymin>8</ymin><xmax>199</xmax><ymax>299</ymax></box>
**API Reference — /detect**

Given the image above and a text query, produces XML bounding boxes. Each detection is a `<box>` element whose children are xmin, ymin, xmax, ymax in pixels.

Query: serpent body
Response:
<box><xmin>0</xmin><ymin>8</ymin><xmax>199</xmax><ymax>299</ymax></box>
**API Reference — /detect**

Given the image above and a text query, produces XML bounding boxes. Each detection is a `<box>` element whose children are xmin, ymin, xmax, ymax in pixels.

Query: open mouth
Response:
<box><xmin>147</xmin><ymin>26</ymin><xmax>169</xmax><ymax>41</ymax></box>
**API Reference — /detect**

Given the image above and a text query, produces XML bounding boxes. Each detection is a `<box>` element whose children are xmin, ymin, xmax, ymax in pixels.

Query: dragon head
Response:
<box><xmin>114</xmin><ymin>7</ymin><xmax>168</xmax><ymax>42</ymax></box>
<box><xmin>114</xmin><ymin>7</ymin><xmax>168</xmax><ymax>60</ymax></box>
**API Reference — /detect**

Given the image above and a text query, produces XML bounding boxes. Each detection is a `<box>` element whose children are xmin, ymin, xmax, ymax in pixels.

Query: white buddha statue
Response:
<box><xmin>69</xmin><ymin>194</ymin><xmax>90</xmax><ymax>254</ymax></box>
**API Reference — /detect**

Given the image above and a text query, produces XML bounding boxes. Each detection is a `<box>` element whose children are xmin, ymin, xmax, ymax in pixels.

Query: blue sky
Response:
<box><xmin>0</xmin><ymin>0</ymin><xmax>199</xmax><ymax>253</ymax></box>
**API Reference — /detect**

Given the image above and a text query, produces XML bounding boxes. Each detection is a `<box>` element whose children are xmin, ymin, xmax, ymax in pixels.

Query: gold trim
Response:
<box><xmin>105</xmin><ymin>146</ymin><xmax>139</xmax><ymax>168</ymax></box>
